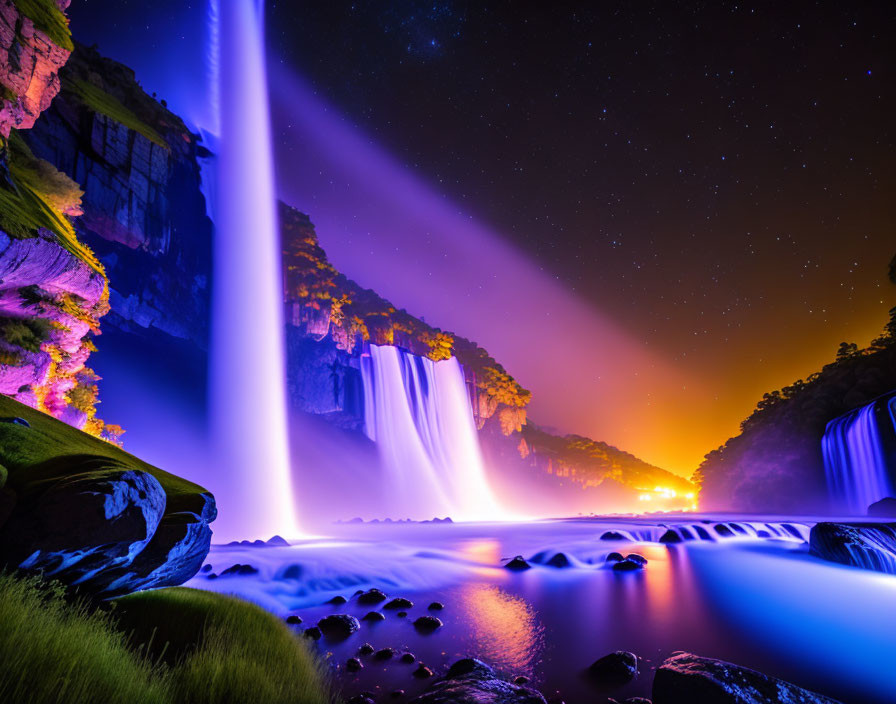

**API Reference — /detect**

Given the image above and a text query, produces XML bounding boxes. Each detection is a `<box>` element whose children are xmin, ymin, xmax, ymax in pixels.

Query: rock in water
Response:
<box><xmin>809</xmin><ymin>522</ymin><xmax>896</xmax><ymax>574</ymax></box>
<box><xmin>659</xmin><ymin>529</ymin><xmax>682</xmax><ymax>543</ymax></box>
<box><xmin>413</xmin><ymin>615</ymin><xmax>443</xmax><ymax>632</ymax></box>
<box><xmin>505</xmin><ymin>555</ymin><xmax>531</xmax><ymax>571</ymax></box>
<box><xmin>868</xmin><ymin>497</ymin><xmax>896</xmax><ymax>517</ymax></box>
<box><xmin>317</xmin><ymin>614</ymin><xmax>361</xmax><ymax>639</ymax></box>
<box><xmin>409</xmin><ymin>658</ymin><xmax>547</xmax><ymax>703</ymax></box>
<box><xmin>653</xmin><ymin>652</ymin><xmax>843</xmax><ymax>704</ymax></box>
<box><xmin>546</xmin><ymin>552</ymin><xmax>572</xmax><ymax>568</ymax></box>
<box><xmin>601</xmin><ymin>531</ymin><xmax>627</xmax><ymax>541</ymax></box>
<box><xmin>612</xmin><ymin>558</ymin><xmax>644</xmax><ymax>572</ymax></box>
<box><xmin>384</xmin><ymin>597</ymin><xmax>414</xmax><ymax>609</ymax></box>
<box><xmin>587</xmin><ymin>651</ymin><xmax>639</xmax><ymax>684</ymax></box>
<box><xmin>357</xmin><ymin>588</ymin><xmax>389</xmax><ymax>604</ymax></box>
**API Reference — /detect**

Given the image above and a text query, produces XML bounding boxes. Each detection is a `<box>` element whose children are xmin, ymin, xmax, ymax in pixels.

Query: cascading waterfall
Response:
<box><xmin>822</xmin><ymin>394</ymin><xmax>896</xmax><ymax>514</ymax></box>
<box><xmin>361</xmin><ymin>344</ymin><xmax>500</xmax><ymax>521</ymax></box>
<box><xmin>207</xmin><ymin>0</ymin><xmax>298</xmax><ymax>539</ymax></box>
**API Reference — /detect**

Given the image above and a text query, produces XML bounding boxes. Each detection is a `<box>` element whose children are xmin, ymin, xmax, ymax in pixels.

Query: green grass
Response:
<box><xmin>0</xmin><ymin>131</ymin><xmax>102</xmax><ymax>274</ymax></box>
<box><xmin>12</xmin><ymin>0</ymin><xmax>73</xmax><ymax>52</ymax></box>
<box><xmin>0</xmin><ymin>575</ymin><xmax>331</xmax><ymax>704</ymax></box>
<box><xmin>63</xmin><ymin>78</ymin><xmax>168</xmax><ymax>149</ymax></box>
<box><xmin>0</xmin><ymin>394</ymin><xmax>206</xmax><ymax>516</ymax></box>
<box><xmin>115</xmin><ymin>588</ymin><xmax>331</xmax><ymax>704</ymax></box>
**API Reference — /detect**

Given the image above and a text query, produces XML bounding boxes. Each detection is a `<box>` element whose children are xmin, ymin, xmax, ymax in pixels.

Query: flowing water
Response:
<box><xmin>189</xmin><ymin>517</ymin><xmax>896</xmax><ymax>704</ymax></box>
<box><xmin>207</xmin><ymin>0</ymin><xmax>297</xmax><ymax>540</ymax></box>
<box><xmin>360</xmin><ymin>344</ymin><xmax>500</xmax><ymax>521</ymax></box>
<box><xmin>822</xmin><ymin>394</ymin><xmax>896</xmax><ymax>514</ymax></box>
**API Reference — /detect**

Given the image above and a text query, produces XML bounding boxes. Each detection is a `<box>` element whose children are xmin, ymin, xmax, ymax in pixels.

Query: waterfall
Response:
<box><xmin>361</xmin><ymin>344</ymin><xmax>500</xmax><ymax>521</ymax></box>
<box><xmin>822</xmin><ymin>395</ymin><xmax>896</xmax><ymax>514</ymax></box>
<box><xmin>207</xmin><ymin>0</ymin><xmax>298</xmax><ymax>539</ymax></box>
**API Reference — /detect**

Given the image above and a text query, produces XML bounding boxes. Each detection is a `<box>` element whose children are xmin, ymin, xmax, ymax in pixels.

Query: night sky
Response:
<box><xmin>68</xmin><ymin>2</ymin><xmax>894</xmax><ymax>474</ymax></box>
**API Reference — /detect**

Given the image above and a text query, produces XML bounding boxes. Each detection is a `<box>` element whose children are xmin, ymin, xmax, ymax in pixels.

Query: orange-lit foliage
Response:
<box><xmin>280</xmin><ymin>203</ymin><xmax>531</xmax><ymax>433</ymax></box>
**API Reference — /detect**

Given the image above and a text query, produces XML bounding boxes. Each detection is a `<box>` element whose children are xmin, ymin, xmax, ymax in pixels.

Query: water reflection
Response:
<box><xmin>456</xmin><ymin>582</ymin><xmax>544</xmax><ymax>676</ymax></box>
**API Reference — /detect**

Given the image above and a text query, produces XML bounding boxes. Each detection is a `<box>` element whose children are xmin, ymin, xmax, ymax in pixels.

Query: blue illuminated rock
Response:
<box><xmin>809</xmin><ymin>522</ymin><xmax>896</xmax><ymax>574</ymax></box>
<box><xmin>653</xmin><ymin>652</ymin><xmax>842</xmax><ymax>704</ymax></box>
<box><xmin>410</xmin><ymin>658</ymin><xmax>546</xmax><ymax>703</ymax></box>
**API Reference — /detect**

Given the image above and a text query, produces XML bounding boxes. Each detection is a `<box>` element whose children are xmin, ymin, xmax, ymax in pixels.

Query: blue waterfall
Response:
<box><xmin>822</xmin><ymin>393</ymin><xmax>896</xmax><ymax>514</ymax></box>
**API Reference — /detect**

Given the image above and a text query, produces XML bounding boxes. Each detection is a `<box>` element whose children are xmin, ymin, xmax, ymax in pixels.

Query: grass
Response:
<box><xmin>0</xmin><ymin>131</ymin><xmax>103</xmax><ymax>274</ymax></box>
<box><xmin>63</xmin><ymin>78</ymin><xmax>168</xmax><ymax>149</ymax></box>
<box><xmin>0</xmin><ymin>394</ymin><xmax>207</xmax><ymax>516</ymax></box>
<box><xmin>0</xmin><ymin>575</ymin><xmax>331</xmax><ymax>704</ymax></box>
<box><xmin>12</xmin><ymin>0</ymin><xmax>73</xmax><ymax>52</ymax></box>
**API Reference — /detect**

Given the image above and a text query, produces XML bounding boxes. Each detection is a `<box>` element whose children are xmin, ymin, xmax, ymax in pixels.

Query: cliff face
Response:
<box><xmin>0</xmin><ymin>1</ymin><xmax>117</xmax><ymax>436</ymax></box>
<box><xmin>0</xmin><ymin>0</ymin><xmax>71</xmax><ymax>137</ymax></box>
<box><xmin>24</xmin><ymin>43</ymin><xmax>213</xmax><ymax>345</ymax></box>
<box><xmin>695</xmin><ymin>305</ymin><xmax>896</xmax><ymax>513</ymax></box>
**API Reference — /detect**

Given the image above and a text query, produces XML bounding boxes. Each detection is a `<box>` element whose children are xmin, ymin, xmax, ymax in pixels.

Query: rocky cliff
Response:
<box><xmin>0</xmin><ymin>1</ymin><xmax>118</xmax><ymax>437</ymax></box>
<box><xmin>23</xmin><ymin>42</ymin><xmax>213</xmax><ymax>346</ymax></box>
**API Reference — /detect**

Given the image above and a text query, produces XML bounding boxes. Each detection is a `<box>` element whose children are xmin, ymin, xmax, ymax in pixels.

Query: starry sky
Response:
<box><xmin>68</xmin><ymin>2</ymin><xmax>894</xmax><ymax>475</ymax></box>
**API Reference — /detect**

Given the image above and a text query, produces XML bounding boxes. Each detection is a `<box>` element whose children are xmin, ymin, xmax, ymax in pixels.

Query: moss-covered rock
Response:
<box><xmin>0</xmin><ymin>394</ymin><xmax>215</xmax><ymax>596</ymax></box>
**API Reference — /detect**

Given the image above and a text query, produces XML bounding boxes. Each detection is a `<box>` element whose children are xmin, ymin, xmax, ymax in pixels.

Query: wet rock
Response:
<box><xmin>358</xmin><ymin>588</ymin><xmax>389</xmax><ymax>604</ymax></box>
<box><xmin>285</xmin><ymin>615</ymin><xmax>302</xmax><ymax>625</ymax></box>
<box><xmin>397</xmin><ymin>611</ymin><xmax>408</xmax><ymax>618</ymax></box>
<box><xmin>652</xmin><ymin>652</ymin><xmax>842</xmax><ymax>704</ymax></box>
<box><xmin>413</xmin><ymin>615</ymin><xmax>443</xmax><ymax>632</ymax></box>
<box><xmin>428</xmin><ymin>601</ymin><xmax>445</xmax><ymax>610</ymax></box>
<box><xmin>625</xmin><ymin>554</ymin><xmax>648</xmax><ymax>565</ymax></box>
<box><xmin>362</xmin><ymin>611</ymin><xmax>386</xmax><ymax>622</ymax></box>
<box><xmin>346</xmin><ymin>657</ymin><xmax>363</xmax><ymax>672</ymax></box>
<box><xmin>514</xmin><ymin>676</ymin><xmax>530</xmax><ymax>684</ymax></box>
<box><xmin>601</xmin><ymin>531</ymin><xmax>626</xmax><ymax>541</ymax></box>
<box><xmin>327</xmin><ymin>595</ymin><xmax>348</xmax><ymax>605</ymax></box>
<box><xmin>869</xmin><ymin>497</ymin><xmax>896</xmax><ymax>517</ymax></box>
<box><xmin>358</xmin><ymin>643</ymin><xmax>375</xmax><ymax>655</ymax></box>
<box><xmin>694</xmin><ymin>526</ymin><xmax>712</xmax><ymax>540</ymax></box>
<box><xmin>606</xmin><ymin>552</ymin><xmax>624</xmax><ymax>562</ymax></box>
<box><xmin>714</xmin><ymin>524</ymin><xmax>734</xmax><ymax>537</ymax></box>
<box><xmin>384</xmin><ymin>597</ymin><xmax>414</xmax><ymax>609</ymax></box>
<box><xmin>220</xmin><ymin>563</ymin><xmax>259</xmax><ymax>576</ymax></box>
<box><xmin>413</xmin><ymin>664</ymin><xmax>435</xmax><ymax>679</ymax></box>
<box><xmin>401</xmin><ymin>652</ymin><xmax>417</xmax><ymax>664</ymax></box>
<box><xmin>587</xmin><ymin>651</ymin><xmax>638</xmax><ymax>684</ymax></box>
<box><xmin>755</xmin><ymin>530</ymin><xmax>771</xmax><ymax>538</ymax></box>
<box><xmin>200</xmin><ymin>564</ymin><xmax>213</xmax><ymax>572</ymax></box>
<box><xmin>375</xmin><ymin>647</ymin><xmax>396</xmax><ymax>660</ymax></box>
<box><xmin>546</xmin><ymin>552</ymin><xmax>572</xmax><ymax>568</ymax></box>
<box><xmin>612</xmin><ymin>559</ymin><xmax>644</xmax><ymax>572</ymax></box>
<box><xmin>658</xmin><ymin>529</ymin><xmax>682</xmax><ymax>544</ymax></box>
<box><xmin>410</xmin><ymin>658</ymin><xmax>547</xmax><ymax>703</ymax></box>
<box><xmin>809</xmin><ymin>522</ymin><xmax>896</xmax><ymax>574</ymax></box>
<box><xmin>505</xmin><ymin>555</ymin><xmax>531</xmax><ymax>571</ymax></box>
<box><xmin>317</xmin><ymin>614</ymin><xmax>361</xmax><ymax>639</ymax></box>
<box><xmin>304</xmin><ymin>626</ymin><xmax>322</xmax><ymax>640</ymax></box>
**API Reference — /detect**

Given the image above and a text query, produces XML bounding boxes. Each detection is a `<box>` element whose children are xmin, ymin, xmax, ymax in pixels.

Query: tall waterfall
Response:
<box><xmin>822</xmin><ymin>395</ymin><xmax>896</xmax><ymax>514</ymax></box>
<box><xmin>208</xmin><ymin>0</ymin><xmax>297</xmax><ymax>539</ymax></box>
<box><xmin>361</xmin><ymin>344</ymin><xmax>499</xmax><ymax>521</ymax></box>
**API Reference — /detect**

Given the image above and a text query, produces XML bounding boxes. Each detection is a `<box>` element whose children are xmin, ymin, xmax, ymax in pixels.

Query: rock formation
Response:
<box><xmin>809</xmin><ymin>521</ymin><xmax>896</xmax><ymax>574</ymax></box>
<box><xmin>0</xmin><ymin>394</ymin><xmax>215</xmax><ymax>597</ymax></box>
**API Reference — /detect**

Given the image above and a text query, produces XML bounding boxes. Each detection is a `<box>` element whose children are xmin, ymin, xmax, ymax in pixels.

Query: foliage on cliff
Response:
<box><xmin>519</xmin><ymin>423</ymin><xmax>695</xmax><ymax>496</ymax></box>
<box><xmin>281</xmin><ymin>203</ymin><xmax>531</xmax><ymax>432</ymax></box>
<box><xmin>11</xmin><ymin>0</ymin><xmax>72</xmax><ymax>52</ymax></box>
<box><xmin>695</xmin><ymin>276</ymin><xmax>896</xmax><ymax>512</ymax></box>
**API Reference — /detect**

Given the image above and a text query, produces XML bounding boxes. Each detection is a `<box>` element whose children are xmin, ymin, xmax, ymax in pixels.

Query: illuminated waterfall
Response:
<box><xmin>208</xmin><ymin>0</ymin><xmax>298</xmax><ymax>539</ymax></box>
<box><xmin>361</xmin><ymin>344</ymin><xmax>500</xmax><ymax>521</ymax></box>
<box><xmin>822</xmin><ymin>395</ymin><xmax>896</xmax><ymax>514</ymax></box>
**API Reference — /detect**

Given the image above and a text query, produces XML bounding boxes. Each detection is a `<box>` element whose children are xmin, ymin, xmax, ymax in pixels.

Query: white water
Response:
<box><xmin>822</xmin><ymin>397</ymin><xmax>895</xmax><ymax>514</ymax></box>
<box><xmin>208</xmin><ymin>0</ymin><xmax>298</xmax><ymax>540</ymax></box>
<box><xmin>360</xmin><ymin>344</ymin><xmax>500</xmax><ymax>521</ymax></box>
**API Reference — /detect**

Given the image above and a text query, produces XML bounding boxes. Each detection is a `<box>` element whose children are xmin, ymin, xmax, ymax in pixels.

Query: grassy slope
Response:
<box><xmin>12</xmin><ymin>0</ymin><xmax>73</xmax><ymax>52</ymax></box>
<box><xmin>0</xmin><ymin>574</ymin><xmax>330</xmax><ymax>704</ymax></box>
<box><xmin>0</xmin><ymin>394</ymin><xmax>205</xmax><ymax>514</ymax></box>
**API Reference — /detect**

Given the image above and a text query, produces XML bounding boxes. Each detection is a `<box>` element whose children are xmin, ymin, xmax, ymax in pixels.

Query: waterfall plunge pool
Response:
<box><xmin>187</xmin><ymin>517</ymin><xmax>896</xmax><ymax>704</ymax></box>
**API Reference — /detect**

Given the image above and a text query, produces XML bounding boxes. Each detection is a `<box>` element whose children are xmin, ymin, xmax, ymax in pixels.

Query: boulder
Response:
<box><xmin>384</xmin><ymin>597</ymin><xmax>414</xmax><ymax>609</ymax></box>
<box><xmin>409</xmin><ymin>658</ymin><xmax>546</xmax><ymax>703</ymax></box>
<box><xmin>413</xmin><ymin>615</ymin><xmax>443</xmax><ymax>632</ymax></box>
<box><xmin>587</xmin><ymin>651</ymin><xmax>638</xmax><ymax>684</ymax></box>
<box><xmin>809</xmin><ymin>522</ymin><xmax>896</xmax><ymax>574</ymax></box>
<box><xmin>601</xmin><ymin>531</ymin><xmax>627</xmax><ymax>541</ymax></box>
<box><xmin>612</xmin><ymin>558</ymin><xmax>644</xmax><ymax>572</ymax></box>
<box><xmin>652</xmin><ymin>652</ymin><xmax>842</xmax><ymax>704</ymax></box>
<box><xmin>362</xmin><ymin>611</ymin><xmax>386</xmax><ymax>622</ymax></box>
<box><xmin>375</xmin><ymin>648</ymin><xmax>396</xmax><ymax>660</ymax></box>
<box><xmin>545</xmin><ymin>552</ymin><xmax>572</xmax><ymax>568</ymax></box>
<box><xmin>658</xmin><ymin>529</ymin><xmax>682</xmax><ymax>544</ymax></box>
<box><xmin>606</xmin><ymin>552</ymin><xmax>624</xmax><ymax>562</ymax></box>
<box><xmin>357</xmin><ymin>587</ymin><xmax>388</xmax><ymax>604</ymax></box>
<box><xmin>346</xmin><ymin>657</ymin><xmax>363</xmax><ymax>672</ymax></box>
<box><xmin>317</xmin><ymin>614</ymin><xmax>361</xmax><ymax>639</ymax></box>
<box><xmin>625</xmin><ymin>554</ymin><xmax>648</xmax><ymax>565</ymax></box>
<box><xmin>0</xmin><ymin>398</ymin><xmax>215</xmax><ymax>597</ymax></box>
<box><xmin>358</xmin><ymin>643</ymin><xmax>375</xmax><ymax>655</ymax></box>
<box><xmin>428</xmin><ymin>601</ymin><xmax>445</xmax><ymax>610</ymax></box>
<box><xmin>868</xmin><ymin>497</ymin><xmax>896</xmax><ymax>517</ymax></box>
<box><xmin>505</xmin><ymin>555</ymin><xmax>531</xmax><ymax>571</ymax></box>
